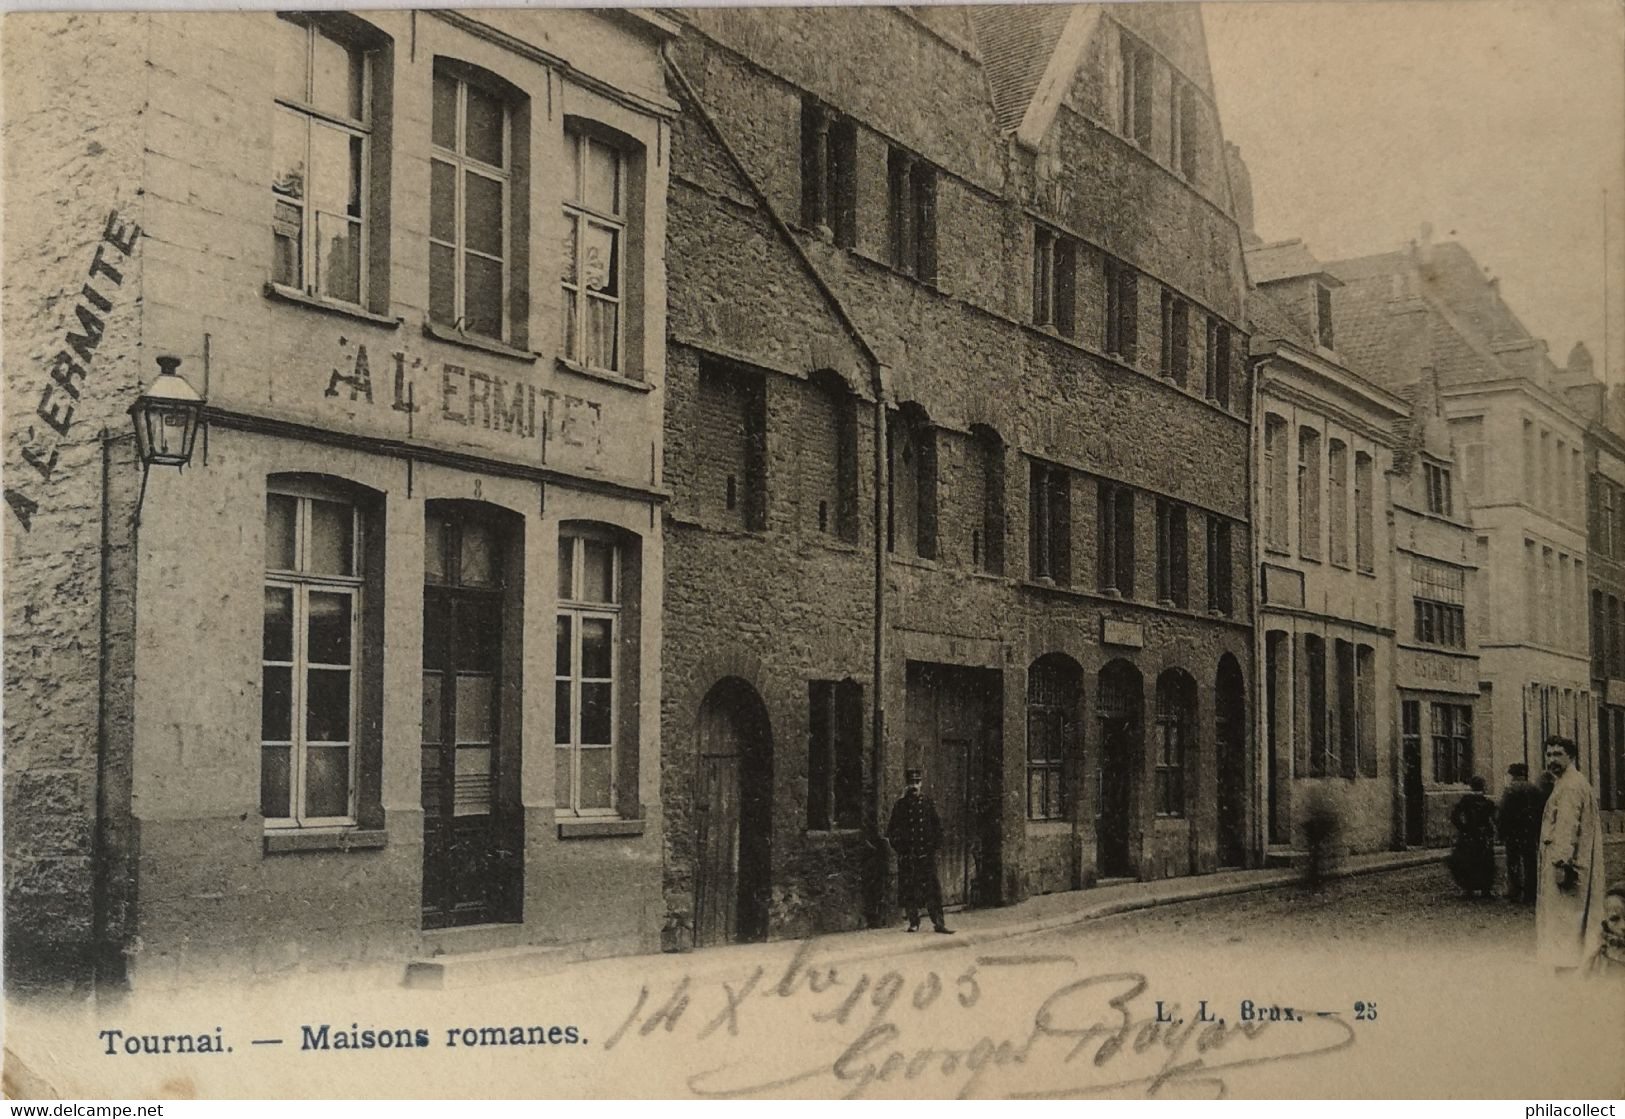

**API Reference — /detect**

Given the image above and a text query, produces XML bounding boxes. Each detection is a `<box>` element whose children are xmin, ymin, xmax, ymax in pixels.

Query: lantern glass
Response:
<box><xmin>129</xmin><ymin>356</ymin><xmax>205</xmax><ymax>469</ymax></box>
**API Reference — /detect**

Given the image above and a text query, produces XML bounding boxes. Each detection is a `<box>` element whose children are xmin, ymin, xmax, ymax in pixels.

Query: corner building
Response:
<box><xmin>661</xmin><ymin>4</ymin><xmax>1254</xmax><ymax>949</ymax></box>
<box><xmin>3</xmin><ymin>8</ymin><xmax>674</xmax><ymax>987</ymax></box>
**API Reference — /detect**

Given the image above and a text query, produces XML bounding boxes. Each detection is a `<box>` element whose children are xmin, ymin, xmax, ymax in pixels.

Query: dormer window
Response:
<box><xmin>1314</xmin><ymin>282</ymin><xmax>1335</xmax><ymax>350</ymax></box>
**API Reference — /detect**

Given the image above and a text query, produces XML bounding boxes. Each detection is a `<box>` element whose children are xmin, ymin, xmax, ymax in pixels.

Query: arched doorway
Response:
<box><xmin>1096</xmin><ymin>660</ymin><xmax>1143</xmax><ymax>879</ymax></box>
<box><xmin>694</xmin><ymin>679</ymin><xmax>773</xmax><ymax>947</ymax></box>
<box><xmin>1216</xmin><ymin>654</ymin><xmax>1248</xmax><ymax>867</ymax></box>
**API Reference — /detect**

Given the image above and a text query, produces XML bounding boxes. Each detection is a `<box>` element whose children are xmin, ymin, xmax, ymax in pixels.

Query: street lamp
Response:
<box><xmin>129</xmin><ymin>354</ymin><xmax>206</xmax><ymax>526</ymax></box>
<box><xmin>129</xmin><ymin>355</ymin><xmax>204</xmax><ymax>468</ymax></box>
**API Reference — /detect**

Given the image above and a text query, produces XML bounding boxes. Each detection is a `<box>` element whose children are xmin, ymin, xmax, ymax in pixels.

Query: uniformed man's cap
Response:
<box><xmin>1507</xmin><ymin>763</ymin><xmax>1528</xmax><ymax>778</ymax></box>
<box><xmin>905</xmin><ymin>768</ymin><xmax>923</xmax><ymax>783</ymax></box>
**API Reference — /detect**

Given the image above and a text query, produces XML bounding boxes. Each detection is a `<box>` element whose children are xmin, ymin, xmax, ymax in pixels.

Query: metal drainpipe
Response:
<box><xmin>870</xmin><ymin>363</ymin><xmax>889</xmax><ymax>924</ymax></box>
<box><xmin>1247</xmin><ymin>352</ymin><xmax>1268</xmax><ymax>862</ymax></box>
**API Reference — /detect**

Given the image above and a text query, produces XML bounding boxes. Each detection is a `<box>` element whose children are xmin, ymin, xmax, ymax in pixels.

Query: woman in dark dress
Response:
<box><xmin>1449</xmin><ymin>776</ymin><xmax>1497</xmax><ymax>898</ymax></box>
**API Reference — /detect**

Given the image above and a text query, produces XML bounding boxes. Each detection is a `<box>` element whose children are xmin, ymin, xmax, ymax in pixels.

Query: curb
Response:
<box><xmin>819</xmin><ymin>850</ymin><xmax>1452</xmax><ymax>966</ymax></box>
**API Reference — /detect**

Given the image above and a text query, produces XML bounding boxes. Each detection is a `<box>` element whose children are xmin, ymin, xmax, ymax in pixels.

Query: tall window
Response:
<box><xmin>556</xmin><ymin>533</ymin><xmax>621</xmax><ymax>813</ymax></box>
<box><xmin>263</xmin><ymin>490</ymin><xmax>362</xmax><ymax>825</ymax></box>
<box><xmin>1119</xmin><ymin>31</ymin><xmax>1153</xmax><ymax>148</ymax></box>
<box><xmin>1170</xmin><ymin>79</ymin><xmax>1199</xmax><ymax>180</ymax></box>
<box><xmin>1356</xmin><ymin>644</ymin><xmax>1377</xmax><ymax>777</ymax></box>
<box><xmin>1030</xmin><ymin>460</ymin><xmax>1071</xmax><ymax>584</ymax></box>
<box><xmin>1097</xmin><ymin>482</ymin><xmax>1135</xmax><ymax>596</ymax></box>
<box><xmin>1105</xmin><ymin>258</ymin><xmax>1138</xmax><ymax>361</ymax></box>
<box><xmin>1155</xmin><ymin>498</ymin><xmax>1188</xmax><ymax>607</ymax></box>
<box><xmin>1354</xmin><ymin>451</ymin><xmax>1374</xmax><ymax>571</ymax></box>
<box><xmin>1328</xmin><ymin>440</ymin><xmax>1349</xmax><ymax>566</ymax></box>
<box><xmin>1027</xmin><ymin>657</ymin><xmax>1079</xmax><ymax>820</ymax></box>
<box><xmin>1154</xmin><ymin>672</ymin><xmax>1193</xmax><ymax>816</ymax></box>
<box><xmin>1264</xmin><ymin>414</ymin><xmax>1289</xmax><ymax>551</ymax></box>
<box><xmin>1206</xmin><ymin>515</ymin><xmax>1233</xmax><ymax>615</ymax></box>
<box><xmin>271</xmin><ymin>15</ymin><xmax>375</xmax><ymax>306</ymax></box>
<box><xmin>887</xmin><ymin>148</ymin><xmax>937</xmax><ymax>283</ymax></box>
<box><xmin>1298</xmin><ymin>426</ymin><xmax>1321</xmax><ymax>559</ymax></box>
<box><xmin>888</xmin><ymin>406</ymin><xmax>937</xmax><ymax>559</ymax></box>
<box><xmin>1412</xmin><ymin>558</ymin><xmax>1466</xmax><ymax>649</ymax></box>
<box><xmin>1160</xmin><ymin>291</ymin><xmax>1190</xmax><ymax>385</ymax></box>
<box><xmin>1205</xmin><ymin>317</ymin><xmax>1231</xmax><ymax>406</ymax></box>
<box><xmin>562</xmin><ymin>128</ymin><xmax>628</xmax><ymax>371</ymax></box>
<box><xmin>1305</xmin><ymin>634</ymin><xmax>1329</xmax><ymax>777</ymax></box>
<box><xmin>1431</xmin><ymin>702</ymin><xmax>1472</xmax><ymax>784</ymax></box>
<box><xmin>1033</xmin><ymin>228</ymin><xmax>1077</xmax><ymax>337</ymax></box>
<box><xmin>431</xmin><ymin>66</ymin><xmax>512</xmax><ymax>341</ymax></box>
<box><xmin>800</xmin><ymin>99</ymin><xmax>856</xmax><ymax>247</ymax></box>
<box><xmin>1424</xmin><ymin>462</ymin><xmax>1453</xmax><ymax>517</ymax></box>
<box><xmin>807</xmin><ymin>680</ymin><xmax>863</xmax><ymax>830</ymax></box>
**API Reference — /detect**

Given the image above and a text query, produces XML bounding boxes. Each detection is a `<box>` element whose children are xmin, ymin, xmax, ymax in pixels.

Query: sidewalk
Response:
<box><xmin>563</xmin><ymin>846</ymin><xmax>1452</xmax><ymax>990</ymax></box>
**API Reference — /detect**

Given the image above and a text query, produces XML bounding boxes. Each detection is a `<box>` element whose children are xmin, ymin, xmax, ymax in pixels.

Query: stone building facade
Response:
<box><xmin>1331</xmin><ymin>239</ymin><xmax>1593</xmax><ymax>800</ymax></box>
<box><xmin>1244</xmin><ymin>240</ymin><xmax>1416</xmax><ymax>854</ymax></box>
<box><xmin>3</xmin><ymin>7</ymin><xmax>675</xmax><ymax>988</ymax></box>
<box><xmin>659</xmin><ymin>4</ymin><xmax>1254</xmax><ymax>949</ymax></box>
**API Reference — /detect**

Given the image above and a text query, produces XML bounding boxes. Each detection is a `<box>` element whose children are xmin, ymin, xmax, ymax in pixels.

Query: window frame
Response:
<box><xmin>1104</xmin><ymin>258</ymin><xmax>1139</xmax><ymax>362</ymax></box>
<box><xmin>562</xmin><ymin>127</ymin><xmax>629</xmax><ymax>372</ymax></box>
<box><xmin>262</xmin><ymin>490</ymin><xmax>364</xmax><ymax>829</ymax></box>
<box><xmin>1411</xmin><ymin>557</ymin><xmax>1467</xmax><ymax>650</ymax></box>
<box><xmin>1160</xmin><ymin>291</ymin><xmax>1190</xmax><ymax>386</ymax></box>
<box><xmin>800</xmin><ymin>98</ymin><xmax>857</xmax><ymax>247</ymax></box>
<box><xmin>1153</xmin><ymin>676</ymin><xmax>1190</xmax><ymax>817</ymax></box>
<box><xmin>887</xmin><ymin>146</ymin><xmax>938</xmax><ymax>284</ymax></box>
<box><xmin>555</xmin><ymin>532</ymin><xmax>622</xmax><ymax>816</ymax></box>
<box><xmin>1030</xmin><ymin>459</ymin><xmax>1071</xmax><ymax>584</ymax></box>
<box><xmin>430</xmin><ymin>66</ymin><xmax>514</xmax><ymax>342</ymax></box>
<box><xmin>1026</xmin><ymin>660</ymin><xmax>1076</xmax><ymax>821</ymax></box>
<box><xmin>1424</xmin><ymin>461</ymin><xmax>1453</xmax><ymax>517</ymax></box>
<box><xmin>271</xmin><ymin>14</ymin><xmax>375</xmax><ymax>308</ymax></box>
<box><xmin>1097</xmin><ymin>481</ymin><xmax>1136</xmax><ymax>597</ymax></box>
<box><xmin>1430</xmin><ymin>702</ymin><xmax>1473</xmax><ymax>785</ymax></box>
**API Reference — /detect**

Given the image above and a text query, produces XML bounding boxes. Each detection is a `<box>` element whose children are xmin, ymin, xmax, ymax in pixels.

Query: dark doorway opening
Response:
<box><xmin>1097</xmin><ymin>660</ymin><xmax>1143</xmax><ymax>879</ymax></box>
<box><xmin>904</xmin><ymin>663</ymin><xmax>1002</xmax><ymax>908</ymax></box>
<box><xmin>694</xmin><ymin>678</ymin><xmax>773</xmax><ymax>946</ymax></box>
<box><xmin>1216</xmin><ymin>654</ymin><xmax>1248</xmax><ymax>867</ymax></box>
<box><xmin>421</xmin><ymin>503</ymin><xmax>523</xmax><ymax>929</ymax></box>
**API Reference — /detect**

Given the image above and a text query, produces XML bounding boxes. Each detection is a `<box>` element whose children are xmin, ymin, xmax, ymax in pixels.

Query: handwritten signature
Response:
<box><xmin>604</xmin><ymin>941</ymin><xmax>1356</xmax><ymax>1099</ymax></box>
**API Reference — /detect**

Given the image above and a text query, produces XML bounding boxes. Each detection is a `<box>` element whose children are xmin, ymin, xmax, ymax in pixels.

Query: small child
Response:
<box><xmin>1586</xmin><ymin>883</ymin><xmax>1625</xmax><ymax>977</ymax></box>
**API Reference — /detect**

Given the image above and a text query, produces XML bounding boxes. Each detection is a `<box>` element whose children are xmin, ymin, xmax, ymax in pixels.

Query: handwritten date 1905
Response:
<box><xmin>603</xmin><ymin>941</ymin><xmax>1357</xmax><ymax>1099</ymax></box>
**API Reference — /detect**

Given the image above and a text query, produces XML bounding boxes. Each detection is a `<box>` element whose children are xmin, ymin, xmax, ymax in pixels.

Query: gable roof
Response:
<box><xmin>966</xmin><ymin>4</ymin><xmax>1074</xmax><ymax>132</ymax></box>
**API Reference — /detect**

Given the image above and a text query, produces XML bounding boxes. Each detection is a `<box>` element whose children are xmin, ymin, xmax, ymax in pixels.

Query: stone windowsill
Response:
<box><xmin>422</xmin><ymin>320</ymin><xmax>538</xmax><ymax>363</ymax></box>
<box><xmin>263</xmin><ymin>282</ymin><xmax>402</xmax><ymax>328</ymax></box>
<box><xmin>555</xmin><ymin>358</ymin><xmax>654</xmax><ymax>393</ymax></box>
<box><xmin>558</xmin><ymin>817</ymin><xmax>646</xmax><ymax>839</ymax></box>
<box><xmin>264</xmin><ymin>827</ymin><xmax>388</xmax><ymax>854</ymax></box>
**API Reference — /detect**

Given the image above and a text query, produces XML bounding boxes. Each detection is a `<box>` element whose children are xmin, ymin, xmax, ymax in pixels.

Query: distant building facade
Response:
<box><xmin>1331</xmin><ymin>239</ymin><xmax>1592</xmax><ymax>799</ymax></box>
<box><xmin>3</xmin><ymin>8</ymin><xmax>675</xmax><ymax>987</ymax></box>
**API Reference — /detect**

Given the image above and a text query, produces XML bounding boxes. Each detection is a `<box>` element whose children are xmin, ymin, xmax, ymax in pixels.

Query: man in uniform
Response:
<box><xmin>1536</xmin><ymin>736</ymin><xmax>1607</xmax><ymax>972</ymax></box>
<box><xmin>1497</xmin><ymin>762</ymin><xmax>1543</xmax><ymax>904</ymax></box>
<box><xmin>886</xmin><ymin>768</ymin><xmax>953</xmax><ymax>934</ymax></box>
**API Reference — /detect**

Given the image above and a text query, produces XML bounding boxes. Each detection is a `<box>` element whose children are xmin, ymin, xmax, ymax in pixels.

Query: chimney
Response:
<box><xmin>1568</xmin><ymin>341</ymin><xmax>1595</xmax><ymax>381</ymax></box>
<box><xmin>1416</xmin><ymin>222</ymin><xmax>1435</xmax><ymax>267</ymax></box>
<box><xmin>1225</xmin><ymin>141</ymin><xmax>1258</xmax><ymax>245</ymax></box>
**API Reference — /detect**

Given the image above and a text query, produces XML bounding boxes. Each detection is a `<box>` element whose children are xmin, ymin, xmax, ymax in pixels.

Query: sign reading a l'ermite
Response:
<box><xmin>314</xmin><ymin>338</ymin><xmax>606</xmax><ymax>459</ymax></box>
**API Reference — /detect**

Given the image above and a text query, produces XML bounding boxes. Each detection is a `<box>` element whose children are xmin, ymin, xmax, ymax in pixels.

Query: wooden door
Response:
<box><xmin>1216</xmin><ymin>659</ymin><xmax>1247</xmax><ymax>867</ymax></box>
<box><xmin>694</xmin><ymin>749</ymin><xmax>740</xmax><ymax>947</ymax></box>
<box><xmin>693</xmin><ymin>680</ymin><xmax>772</xmax><ymax>946</ymax></box>
<box><xmin>905</xmin><ymin>664</ymin><xmax>998</xmax><ymax>908</ymax></box>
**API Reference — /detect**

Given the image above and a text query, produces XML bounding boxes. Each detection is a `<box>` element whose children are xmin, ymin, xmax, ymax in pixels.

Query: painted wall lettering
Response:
<box><xmin>6</xmin><ymin>209</ymin><xmax>140</xmax><ymax>531</ymax></box>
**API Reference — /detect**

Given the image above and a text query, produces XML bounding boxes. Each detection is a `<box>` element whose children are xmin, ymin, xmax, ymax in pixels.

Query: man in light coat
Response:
<box><xmin>1535</xmin><ymin>736</ymin><xmax>1607</xmax><ymax>971</ymax></box>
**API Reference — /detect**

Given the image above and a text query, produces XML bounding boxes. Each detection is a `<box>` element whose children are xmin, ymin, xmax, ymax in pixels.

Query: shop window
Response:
<box><xmin>1027</xmin><ymin>655</ymin><xmax>1080</xmax><ymax>820</ymax></box>
<box><xmin>807</xmin><ymin>680</ymin><xmax>863</xmax><ymax>830</ymax></box>
<box><xmin>271</xmin><ymin>14</ymin><xmax>389</xmax><ymax>310</ymax></box>
<box><xmin>800</xmin><ymin>98</ymin><xmax>857</xmax><ymax>247</ymax></box>
<box><xmin>431</xmin><ymin>62</ymin><xmax>526</xmax><ymax>343</ymax></box>
<box><xmin>262</xmin><ymin>484</ymin><xmax>378</xmax><ymax>827</ymax></box>
<box><xmin>1431</xmin><ymin>702</ymin><xmax>1473</xmax><ymax>785</ymax></box>
<box><xmin>556</xmin><ymin>529</ymin><xmax>640</xmax><ymax>815</ymax></box>
<box><xmin>1154</xmin><ymin>670</ymin><xmax>1195</xmax><ymax>816</ymax></box>
<box><xmin>1030</xmin><ymin>460</ymin><xmax>1071</xmax><ymax>584</ymax></box>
